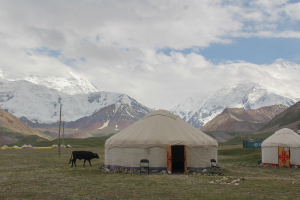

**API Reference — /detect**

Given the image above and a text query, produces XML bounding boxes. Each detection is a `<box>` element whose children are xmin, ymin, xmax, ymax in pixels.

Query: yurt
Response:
<box><xmin>60</xmin><ymin>144</ymin><xmax>66</xmax><ymax>148</ymax></box>
<box><xmin>1</xmin><ymin>145</ymin><xmax>9</xmax><ymax>149</ymax></box>
<box><xmin>28</xmin><ymin>145</ymin><xmax>33</xmax><ymax>149</ymax></box>
<box><xmin>51</xmin><ymin>144</ymin><xmax>58</xmax><ymax>149</ymax></box>
<box><xmin>21</xmin><ymin>144</ymin><xmax>29</xmax><ymax>149</ymax></box>
<box><xmin>66</xmin><ymin>144</ymin><xmax>72</xmax><ymax>148</ymax></box>
<box><xmin>105</xmin><ymin>110</ymin><xmax>218</xmax><ymax>172</ymax></box>
<box><xmin>262</xmin><ymin>128</ymin><xmax>300</xmax><ymax>167</ymax></box>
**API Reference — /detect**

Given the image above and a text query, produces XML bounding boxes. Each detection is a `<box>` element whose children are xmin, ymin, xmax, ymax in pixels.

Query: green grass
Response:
<box><xmin>202</xmin><ymin>131</ymin><xmax>215</xmax><ymax>138</ymax></box>
<box><xmin>0</xmin><ymin>127</ymin><xmax>26</xmax><ymax>137</ymax></box>
<box><xmin>0</xmin><ymin>127</ymin><xmax>51</xmax><ymax>146</ymax></box>
<box><xmin>218</xmin><ymin>148</ymin><xmax>261</xmax><ymax>164</ymax></box>
<box><xmin>36</xmin><ymin>130</ymin><xmax>54</xmax><ymax>140</ymax></box>
<box><xmin>219</xmin><ymin>132</ymin><xmax>273</xmax><ymax>146</ymax></box>
<box><xmin>10</xmin><ymin>135</ymin><xmax>48</xmax><ymax>146</ymax></box>
<box><xmin>1</xmin><ymin>145</ymin><xmax>300</xmax><ymax>199</ymax></box>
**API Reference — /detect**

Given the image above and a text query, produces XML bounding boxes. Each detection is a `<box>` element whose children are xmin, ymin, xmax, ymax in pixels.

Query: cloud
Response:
<box><xmin>0</xmin><ymin>0</ymin><xmax>300</xmax><ymax>109</ymax></box>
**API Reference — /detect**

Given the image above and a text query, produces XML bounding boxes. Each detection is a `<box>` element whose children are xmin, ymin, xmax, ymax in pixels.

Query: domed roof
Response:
<box><xmin>262</xmin><ymin>128</ymin><xmax>300</xmax><ymax>148</ymax></box>
<box><xmin>105</xmin><ymin>109</ymin><xmax>218</xmax><ymax>149</ymax></box>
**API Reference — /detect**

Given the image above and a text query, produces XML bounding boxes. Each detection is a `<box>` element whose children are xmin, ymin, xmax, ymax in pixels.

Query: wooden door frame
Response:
<box><xmin>167</xmin><ymin>145</ymin><xmax>187</xmax><ymax>173</ymax></box>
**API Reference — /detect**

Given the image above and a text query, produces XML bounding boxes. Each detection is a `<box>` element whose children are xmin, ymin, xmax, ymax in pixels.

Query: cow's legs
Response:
<box><xmin>83</xmin><ymin>159</ymin><xmax>86</xmax><ymax>167</ymax></box>
<box><xmin>88</xmin><ymin>160</ymin><xmax>92</xmax><ymax>166</ymax></box>
<box><xmin>74</xmin><ymin>159</ymin><xmax>77</xmax><ymax>167</ymax></box>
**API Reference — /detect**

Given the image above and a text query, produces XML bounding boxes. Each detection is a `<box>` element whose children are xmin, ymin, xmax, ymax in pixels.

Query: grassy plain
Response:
<box><xmin>1</xmin><ymin>143</ymin><xmax>300</xmax><ymax>199</ymax></box>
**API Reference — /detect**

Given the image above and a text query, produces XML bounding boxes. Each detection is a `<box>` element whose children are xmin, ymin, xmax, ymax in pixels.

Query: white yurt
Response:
<box><xmin>21</xmin><ymin>144</ymin><xmax>29</xmax><ymax>149</ymax></box>
<box><xmin>1</xmin><ymin>145</ymin><xmax>9</xmax><ymax>149</ymax></box>
<box><xmin>51</xmin><ymin>144</ymin><xmax>58</xmax><ymax>149</ymax></box>
<box><xmin>262</xmin><ymin>128</ymin><xmax>300</xmax><ymax>167</ymax></box>
<box><xmin>105</xmin><ymin>110</ymin><xmax>218</xmax><ymax>172</ymax></box>
<box><xmin>27</xmin><ymin>145</ymin><xmax>33</xmax><ymax>149</ymax></box>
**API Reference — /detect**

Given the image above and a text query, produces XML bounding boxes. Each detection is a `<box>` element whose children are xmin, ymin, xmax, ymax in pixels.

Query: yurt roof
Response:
<box><xmin>262</xmin><ymin>128</ymin><xmax>300</xmax><ymax>148</ymax></box>
<box><xmin>105</xmin><ymin>109</ymin><xmax>218</xmax><ymax>149</ymax></box>
<box><xmin>21</xmin><ymin>144</ymin><xmax>28</xmax><ymax>147</ymax></box>
<box><xmin>28</xmin><ymin>145</ymin><xmax>33</xmax><ymax>147</ymax></box>
<box><xmin>2</xmin><ymin>145</ymin><xmax>9</xmax><ymax>148</ymax></box>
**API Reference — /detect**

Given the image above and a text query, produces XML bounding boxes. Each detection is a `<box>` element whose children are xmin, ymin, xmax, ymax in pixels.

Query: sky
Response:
<box><xmin>0</xmin><ymin>0</ymin><xmax>300</xmax><ymax>109</ymax></box>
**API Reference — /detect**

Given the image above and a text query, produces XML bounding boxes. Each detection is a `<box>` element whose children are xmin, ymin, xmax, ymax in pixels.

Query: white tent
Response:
<box><xmin>262</xmin><ymin>128</ymin><xmax>300</xmax><ymax>167</ymax></box>
<box><xmin>51</xmin><ymin>144</ymin><xmax>58</xmax><ymax>149</ymax></box>
<box><xmin>21</xmin><ymin>144</ymin><xmax>29</xmax><ymax>149</ymax></box>
<box><xmin>1</xmin><ymin>145</ymin><xmax>9</xmax><ymax>149</ymax></box>
<box><xmin>105</xmin><ymin>110</ymin><xmax>218</xmax><ymax>172</ymax></box>
<box><xmin>27</xmin><ymin>145</ymin><xmax>33</xmax><ymax>149</ymax></box>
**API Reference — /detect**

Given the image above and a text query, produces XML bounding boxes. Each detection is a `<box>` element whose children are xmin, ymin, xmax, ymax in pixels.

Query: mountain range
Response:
<box><xmin>0</xmin><ymin>79</ymin><xmax>151</xmax><ymax>125</ymax></box>
<box><xmin>0</xmin><ymin>64</ymin><xmax>299</xmax><ymax>139</ymax></box>
<box><xmin>172</xmin><ymin>80</ymin><xmax>297</xmax><ymax>128</ymax></box>
<box><xmin>201</xmin><ymin>105</ymin><xmax>287</xmax><ymax>132</ymax></box>
<box><xmin>257</xmin><ymin>100</ymin><xmax>300</xmax><ymax>133</ymax></box>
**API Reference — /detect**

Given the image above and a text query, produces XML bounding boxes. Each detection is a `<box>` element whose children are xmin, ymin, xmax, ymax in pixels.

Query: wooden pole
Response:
<box><xmin>58</xmin><ymin>104</ymin><xmax>62</xmax><ymax>158</ymax></box>
<box><xmin>63</xmin><ymin>122</ymin><xmax>65</xmax><ymax>146</ymax></box>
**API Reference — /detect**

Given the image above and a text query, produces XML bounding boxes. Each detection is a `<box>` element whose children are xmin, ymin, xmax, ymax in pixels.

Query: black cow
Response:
<box><xmin>69</xmin><ymin>151</ymin><xmax>99</xmax><ymax>167</ymax></box>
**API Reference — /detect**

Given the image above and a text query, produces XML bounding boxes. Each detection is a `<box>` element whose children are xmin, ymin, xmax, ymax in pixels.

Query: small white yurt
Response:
<box><xmin>262</xmin><ymin>128</ymin><xmax>300</xmax><ymax>167</ymax></box>
<box><xmin>105</xmin><ymin>110</ymin><xmax>218</xmax><ymax>172</ymax></box>
<box><xmin>66</xmin><ymin>144</ymin><xmax>72</xmax><ymax>148</ymax></box>
<box><xmin>21</xmin><ymin>144</ymin><xmax>29</xmax><ymax>149</ymax></box>
<box><xmin>28</xmin><ymin>145</ymin><xmax>33</xmax><ymax>149</ymax></box>
<box><xmin>1</xmin><ymin>145</ymin><xmax>9</xmax><ymax>149</ymax></box>
<box><xmin>51</xmin><ymin>144</ymin><xmax>58</xmax><ymax>149</ymax></box>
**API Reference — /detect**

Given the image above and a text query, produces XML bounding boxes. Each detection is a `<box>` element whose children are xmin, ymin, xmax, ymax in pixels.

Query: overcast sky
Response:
<box><xmin>1</xmin><ymin>0</ymin><xmax>300</xmax><ymax>109</ymax></box>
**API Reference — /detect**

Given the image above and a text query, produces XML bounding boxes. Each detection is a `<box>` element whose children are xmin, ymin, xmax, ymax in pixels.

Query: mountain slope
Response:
<box><xmin>67</xmin><ymin>102</ymin><xmax>151</xmax><ymax>131</ymax></box>
<box><xmin>0</xmin><ymin>108</ymin><xmax>52</xmax><ymax>144</ymax></box>
<box><xmin>0</xmin><ymin>80</ymin><xmax>151</xmax><ymax>124</ymax></box>
<box><xmin>172</xmin><ymin>80</ymin><xmax>296</xmax><ymax>128</ymax></box>
<box><xmin>258</xmin><ymin>100</ymin><xmax>300</xmax><ymax>132</ymax></box>
<box><xmin>0</xmin><ymin>108</ymin><xmax>42</xmax><ymax>136</ymax></box>
<box><xmin>201</xmin><ymin>105</ymin><xmax>287</xmax><ymax>132</ymax></box>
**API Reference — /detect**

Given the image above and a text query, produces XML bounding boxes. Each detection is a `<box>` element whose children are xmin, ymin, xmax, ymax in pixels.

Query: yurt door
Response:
<box><xmin>167</xmin><ymin>145</ymin><xmax>187</xmax><ymax>173</ymax></box>
<box><xmin>278</xmin><ymin>147</ymin><xmax>290</xmax><ymax>168</ymax></box>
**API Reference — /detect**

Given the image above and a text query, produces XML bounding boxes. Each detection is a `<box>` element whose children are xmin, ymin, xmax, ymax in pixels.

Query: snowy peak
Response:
<box><xmin>0</xmin><ymin>67</ymin><xmax>99</xmax><ymax>95</ymax></box>
<box><xmin>173</xmin><ymin>80</ymin><xmax>296</xmax><ymax>128</ymax></box>
<box><xmin>171</xmin><ymin>91</ymin><xmax>213</xmax><ymax>121</ymax></box>
<box><xmin>66</xmin><ymin>102</ymin><xmax>152</xmax><ymax>131</ymax></box>
<box><xmin>0</xmin><ymin>80</ymin><xmax>151</xmax><ymax>124</ymax></box>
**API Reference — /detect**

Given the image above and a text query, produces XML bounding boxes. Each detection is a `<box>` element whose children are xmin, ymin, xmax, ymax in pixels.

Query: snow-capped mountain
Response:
<box><xmin>172</xmin><ymin>80</ymin><xmax>297</xmax><ymax>128</ymax></box>
<box><xmin>170</xmin><ymin>91</ymin><xmax>213</xmax><ymax>121</ymax></box>
<box><xmin>0</xmin><ymin>79</ymin><xmax>151</xmax><ymax>125</ymax></box>
<box><xmin>0</xmin><ymin>67</ymin><xmax>98</xmax><ymax>95</ymax></box>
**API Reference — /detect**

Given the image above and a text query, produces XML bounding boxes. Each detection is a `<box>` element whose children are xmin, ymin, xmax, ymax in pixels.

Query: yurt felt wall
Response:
<box><xmin>262</xmin><ymin>128</ymin><xmax>300</xmax><ymax>167</ymax></box>
<box><xmin>105</xmin><ymin>110</ymin><xmax>218</xmax><ymax>171</ymax></box>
